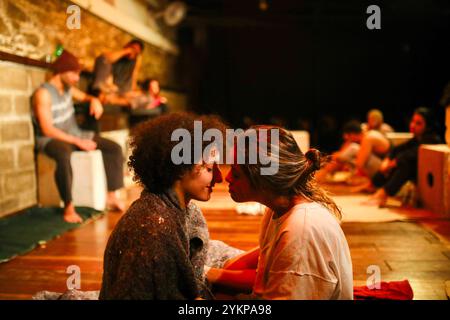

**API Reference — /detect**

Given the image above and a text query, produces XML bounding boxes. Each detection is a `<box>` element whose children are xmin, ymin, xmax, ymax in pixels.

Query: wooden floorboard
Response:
<box><xmin>0</xmin><ymin>180</ymin><xmax>449</xmax><ymax>300</ymax></box>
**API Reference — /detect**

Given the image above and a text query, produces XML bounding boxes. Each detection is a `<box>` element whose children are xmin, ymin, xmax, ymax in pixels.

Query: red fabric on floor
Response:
<box><xmin>354</xmin><ymin>280</ymin><xmax>414</xmax><ymax>300</ymax></box>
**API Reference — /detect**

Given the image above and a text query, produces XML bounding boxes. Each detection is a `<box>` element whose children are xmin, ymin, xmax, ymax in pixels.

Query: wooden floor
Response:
<box><xmin>0</xmin><ymin>178</ymin><xmax>450</xmax><ymax>300</ymax></box>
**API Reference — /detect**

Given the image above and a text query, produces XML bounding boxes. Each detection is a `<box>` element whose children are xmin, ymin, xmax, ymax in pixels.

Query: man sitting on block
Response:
<box><xmin>32</xmin><ymin>50</ymin><xmax>125</xmax><ymax>223</ymax></box>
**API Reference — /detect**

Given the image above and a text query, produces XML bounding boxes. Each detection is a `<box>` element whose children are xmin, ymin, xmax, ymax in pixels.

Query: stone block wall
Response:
<box><xmin>0</xmin><ymin>60</ymin><xmax>46</xmax><ymax>217</ymax></box>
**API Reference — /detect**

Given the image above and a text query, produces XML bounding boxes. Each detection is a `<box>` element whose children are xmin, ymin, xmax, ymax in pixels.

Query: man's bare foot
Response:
<box><xmin>106</xmin><ymin>191</ymin><xmax>126</xmax><ymax>212</ymax></box>
<box><xmin>63</xmin><ymin>203</ymin><xmax>83</xmax><ymax>223</ymax></box>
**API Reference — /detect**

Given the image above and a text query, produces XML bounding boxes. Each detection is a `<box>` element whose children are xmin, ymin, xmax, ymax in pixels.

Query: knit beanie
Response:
<box><xmin>52</xmin><ymin>50</ymin><xmax>82</xmax><ymax>74</ymax></box>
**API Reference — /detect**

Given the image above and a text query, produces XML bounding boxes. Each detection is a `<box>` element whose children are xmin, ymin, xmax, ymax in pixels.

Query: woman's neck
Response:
<box><xmin>262</xmin><ymin>194</ymin><xmax>309</xmax><ymax>218</ymax></box>
<box><xmin>172</xmin><ymin>182</ymin><xmax>190</xmax><ymax>210</ymax></box>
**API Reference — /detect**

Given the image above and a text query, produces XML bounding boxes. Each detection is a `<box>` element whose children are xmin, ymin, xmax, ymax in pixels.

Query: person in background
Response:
<box><xmin>366</xmin><ymin>107</ymin><xmax>442</xmax><ymax>206</ymax></box>
<box><xmin>144</xmin><ymin>78</ymin><xmax>168</xmax><ymax>111</ymax></box>
<box><xmin>354</xmin><ymin>121</ymin><xmax>391</xmax><ymax>178</ymax></box>
<box><xmin>127</xmin><ymin>78</ymin><xmax>170</xmax><ymax>127</ymax></box>
<box><xmin>129</xmin><ymin>78</ymin><xmax>169</xmax><ymax>113</ymax></box>
<box><xmin>90</xmin><ymin>39</ymin><xmax>144</xmax><ymax>105</ymax></box>
<box><xmin>439</xmin><ymin>81</ymin><xmax>450</xmax><ymax>145</ymax></box>
<box><xmin>361</xmin><ymin>109</ymin><xmax>394</xmax><ymax>135</ymax></box>
<box><xmin>32</xmin><ymin>50</ymin><xmax>125</xmax><ymax>223</ymax></box>
<box><xmin>315</xmin><ymin>120</ymin><xmax>387</xmax><ymax>183</ymax></box>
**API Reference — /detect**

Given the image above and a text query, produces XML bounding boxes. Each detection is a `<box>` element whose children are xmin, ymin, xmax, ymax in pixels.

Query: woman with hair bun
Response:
<box><xmin>207</xmin><ymin>126</ymin><xmax>353</xmax><ymax>300</ymax></box>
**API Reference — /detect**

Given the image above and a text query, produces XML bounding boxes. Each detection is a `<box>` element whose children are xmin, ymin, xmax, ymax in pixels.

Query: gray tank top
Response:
<box><xmin>32</xmin><ymin>82</ymin><xmax>93</xmax><ymax>151</ymax></box>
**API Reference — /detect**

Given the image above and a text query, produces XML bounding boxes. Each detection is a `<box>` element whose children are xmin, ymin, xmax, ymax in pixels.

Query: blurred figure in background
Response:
<box><xmin>366</xmin><ymin>107</ymin><xmax>442</xmax><ymax>206</ymax></box>
<box><xmin>316</xmin><ymin>120</ymin><xmax>384</xmax><ymax>183</ymax></box>
<box><xmin>316</xmin><ymin>120</ymin><xmax>362</xmax><ymax>182</ymax></box>
<box><xmin>439</xmin><ymin>81</ymin><xmax>450</xmax><ymax>146</ymax></box>
<box><xmin>130</xmin><ymin>78</ymin><xmax>169</xmax><ymax>113</ymax></box>
<box><xmin>90</xmin><ymin>39</ymin><xmax>144</xmax><ymax>106</ymax></box>
<box><xmin>128</xmin><ymin>78</ymin><xmax>169</xmax><ymax>127</ymax></box>
<box><xmin>361</xmin><ymin>109</ymin><xmax>394</xmax><ymax>134</ymax></box>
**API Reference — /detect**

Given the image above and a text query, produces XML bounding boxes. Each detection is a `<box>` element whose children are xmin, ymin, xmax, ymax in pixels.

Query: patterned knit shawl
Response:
<box><xmin>99</xmin><ymin>189</ymin><xmax>209</xmax><ymax>300</ymax></box>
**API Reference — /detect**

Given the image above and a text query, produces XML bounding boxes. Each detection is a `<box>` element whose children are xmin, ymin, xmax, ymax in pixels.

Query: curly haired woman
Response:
<box><xmin>100</xmin><ymin>113</ymin><xmax>226</xmax><ymax>300</ymax></box>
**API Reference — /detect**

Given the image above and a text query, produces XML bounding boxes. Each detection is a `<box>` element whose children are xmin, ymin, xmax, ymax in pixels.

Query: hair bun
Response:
<box><xmin>305</xmin><ymin>149</ymin><xmax>321</xmax><ymax>171</ymax></box>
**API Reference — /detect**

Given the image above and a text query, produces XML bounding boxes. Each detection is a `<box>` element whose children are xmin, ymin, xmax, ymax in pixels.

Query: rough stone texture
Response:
<box><xmin>0</xmin><ymin>65</ymin><xmax>29</xmax><ymax>91</ymax></box>
<box><xmin>0</xmin><ymin>148</ymin><xmax>14</xmax><ymax>173</ymax></box>
<box><xmin>18</xmin><ymin>144</ymin><xmax>35</xmax><ymax>168</ymax></box>
<box><xmin>0</xmin><ymin>62</ymin><xmax>43</xmax><ymax>217</ymax></box>
<box><xmin>1</xmin><ymin>121</ymin><xmax>31</xmax><ymax>142</ymax></box>
<box><xmin>19</xmin><ymin>189</ymin><xmax>37</xmax><ymax>210</ymax></box>
<box><xmin>0</xmin><ymin>198</ymin><xmax>19</xmax><ymax>217</ymax></box>
<box><xmin>14</xmin><ymin>95</ymin><xmax>31</xmax><ymax>115</ymax></box>
<box><xmin>4</xmin><ymin>170</ymin><xmax>35</xmax><ymax>194</ymax></box>
<box><xmin>29</xmin><ymin>69</ymin><xmax>47</xmax><ymax>92</ymax></box>
<box><xmin>0</xmin><ymin>175</ymin><xmax>3</xmax><ymax>198</ymax></box>
<box><xmin>0</xmin><ymin>95</ymin><xmax>12</xmax><ymax>115</ymax></box>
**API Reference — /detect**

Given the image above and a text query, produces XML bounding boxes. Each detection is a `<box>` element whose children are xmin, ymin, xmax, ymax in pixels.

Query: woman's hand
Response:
<box><xmin>380</xmin><ymin>158</ymin><xmax>397</xmax><ymax>174</ymax></box>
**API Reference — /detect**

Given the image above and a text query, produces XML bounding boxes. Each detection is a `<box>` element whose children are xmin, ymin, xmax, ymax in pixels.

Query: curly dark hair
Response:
<box><xmin>128</xmin><ymin>113</ymin><xmax>227</xmax><ymax>193</ymax></box>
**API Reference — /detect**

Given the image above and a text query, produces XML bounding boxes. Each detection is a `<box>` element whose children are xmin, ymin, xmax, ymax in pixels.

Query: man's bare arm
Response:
<box><xmin>33</xmin><ymin>88</ymin><xmax>96</xmax><ymax>150</ymax></box>
<box><xmin>71</xmin><ymin>86</ymin><xmax>103</xmax><ymax>119</ymax></box>
<box><xmin>103</xmin><ymin>48</ymin><xmax>132</xmax><ymax>64</ymax></box>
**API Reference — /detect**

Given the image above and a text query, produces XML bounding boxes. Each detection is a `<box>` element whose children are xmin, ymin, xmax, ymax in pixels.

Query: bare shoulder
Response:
<box><xmin>33</xmin><ymin>87</ymin><xmax>50</xmax><ymax>101</ymax></box>
<box><xmin>365</xmin><ymin>130</ymin><xmax>385</xmax><ymax>141</ymax></box>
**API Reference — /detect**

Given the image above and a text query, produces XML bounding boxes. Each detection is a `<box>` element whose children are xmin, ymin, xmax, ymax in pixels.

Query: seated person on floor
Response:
<box><xmin>100</xmin><ymin>113</ymin><xmax>227</xmax><ymax>300</ymax></box>
<box><xmin>361</xmin><ymin>108</ymin><xmax>394</xmax><ymax>135</ymax></box>
<box><xmin>32</xmin><ymin>50</ymin><xmax>125</xmax><ymax>223</ymax></box>
<box><xmin>316</xmin><ymin>120</ymin><xmax>387</xmax><ymax>183</ymax></box>
<box><xmin>439</xmin><ymin>81</ymin><xmax>450</xmax><ymax>145</ymax></box>
<box><xmin>90</xmin><ymin>39</ymin><xmax>144</xmax><ymax>106</ymax></box>
<box><xmin>366</xmin><ymin>107</ymin><xmax>442</xmax><ymax>206</ymax></box>
<box><xmin>206</xmin><ymin>126</ymin><xmax>353</xmax><ymax>300</ymax></box>
<box><xmin>129</xmin><ymin>78</ymin><xmax>169</xmax><ymax>114</ymax></box>
<box><xmin>354</xmin><ymin>119</ymin><xmax>391</xmax><ymax>178</ymax></box>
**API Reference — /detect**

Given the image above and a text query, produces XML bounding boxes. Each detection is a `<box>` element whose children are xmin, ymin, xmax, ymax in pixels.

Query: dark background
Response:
<box><xmin>177</xmin><ymin>0</ymin><xmax>450</xmax><ymax>152</ymax></box>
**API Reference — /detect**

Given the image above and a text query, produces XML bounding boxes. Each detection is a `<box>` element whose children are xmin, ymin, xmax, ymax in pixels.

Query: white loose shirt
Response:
<box><xmin>253</xmin><ymin>202</ymin><xmax>353</xmax><ymax>300</ymax></box>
